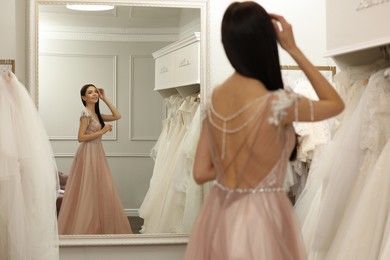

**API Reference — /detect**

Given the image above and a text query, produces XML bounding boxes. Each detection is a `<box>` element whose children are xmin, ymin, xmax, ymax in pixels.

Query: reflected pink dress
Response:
<box><xmin>58</xmin><ymin>109</ymin><xmax>132</xmax><ymax>234</ymax></box>
<box><xmin>185</xmin><ymin>90</ymin><xmax>306</xmax><ymax>260</ymax></box>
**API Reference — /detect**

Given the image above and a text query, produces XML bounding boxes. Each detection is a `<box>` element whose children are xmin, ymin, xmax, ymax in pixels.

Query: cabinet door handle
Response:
<box><xmin>160</xmin><ymin>66</ymin><xmax>168</xmax><ymax>74</ymax></box>
<box><xmin>178</xmin><ymin>58</ymin><xmax>191</xmax><ymax>67</ymax></box>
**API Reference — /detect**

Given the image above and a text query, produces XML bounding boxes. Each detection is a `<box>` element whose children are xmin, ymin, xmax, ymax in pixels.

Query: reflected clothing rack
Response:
<box><xmin>0</xmin><ymin>59</ymin><xmax>16</xmax><ymax>73</ymax></box>
<box><xmin>281</xmin><ymin>65</ymin><xmax>336</xmax><ymax>78</ymax></box>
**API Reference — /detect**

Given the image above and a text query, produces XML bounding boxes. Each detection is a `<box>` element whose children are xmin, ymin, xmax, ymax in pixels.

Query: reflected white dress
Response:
<box><xmin>156</xmin><ymin>97</ymin><xmax>200</xmax><ymax>233</ymax></box>
<box><xmin>140</xmin><ymin>95</ymin><xmax>188</xmax><ymax>233</ymax></box>
<box><xmin>172</xmin><ymin>103</ymin><xmax>202</xmax><ymax>233</ymax></box>
<box><xmin>0</xmin><ymin>73</ymin><xmax>59</xmax><ymax>260</ymax></box>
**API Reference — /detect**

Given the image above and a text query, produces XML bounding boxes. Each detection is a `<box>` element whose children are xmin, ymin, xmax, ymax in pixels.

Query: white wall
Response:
<box><xmin>0</xmin><ymin>0</ymin><xmax>16</xmax><ymax>58</ymax></box>
<box><xmin>209</xmin><ymin>0</ymin><xmax>333</xmax><ymax>87</ymax></box>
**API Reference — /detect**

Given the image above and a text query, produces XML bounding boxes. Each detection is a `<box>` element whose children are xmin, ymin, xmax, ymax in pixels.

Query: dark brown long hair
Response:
<box><xmin>222</xmin><ymin>1</ymin><xmax>284</xmax><ymax>91</ymax></box>
<box><xmin>80</xmin><ymin>84</ymin><xmax>105</xmax><ymax>128</ymax></box>
<box><xmin>222</xmin><ymin>2</ymin><xmax>297</xmax><ymax>160</ymax></box>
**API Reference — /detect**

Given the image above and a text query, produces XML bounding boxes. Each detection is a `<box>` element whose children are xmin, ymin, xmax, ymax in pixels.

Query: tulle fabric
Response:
<box><xmin>314</xmin><ymin>68</ymin><xmax>390</xmax><ymax>259</ymax></box>
<box><xmin>0</xmin><ymin>73</ymin><xmax>59</xmax><ymax>260</ymax></box>
<box><xmin>140</xmin><ymin>96</ymin><xmax>200</xmax><ymax>233</ymax></box>
<box><xmin>293</xmin><ymin>61</ymin><xmax>385</xmax><ymax>254</ymax></box>
<box><xmin>185</xmin><ymin>89</ymin><xmax>307</xmax><ymax>260</ymax></box>
<box><xmin>172</xmin><ymin>103</ymin><xmax>202</xmax><ymax>233</ymax></box>
<box><xmin>139</xmin><ymin>95</ymin><xmax>182</xmax><ymax>222</ymax></box>
<box><xmin>139</xmin><ymin>97</ymin><xmax>187</xmax><ymax>233</ymax></box>
<box><xmin>57</xmin><ymin>109</ymin><xmax>132</xmax><ymax>234</ymax></box>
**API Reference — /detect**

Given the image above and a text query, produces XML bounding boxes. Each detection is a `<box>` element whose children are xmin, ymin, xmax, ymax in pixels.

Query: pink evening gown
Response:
<box><xmin>58</xmin><ymin>108</ymin><xmax>132</xmax><ymax>234</ymax></box>
<box><xmin>185</xmin><ymin>89</ymin><xmax>306</xmax><ymax>260</ymax></box>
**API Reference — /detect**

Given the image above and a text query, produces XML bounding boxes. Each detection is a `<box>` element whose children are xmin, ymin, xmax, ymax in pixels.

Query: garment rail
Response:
<box><xmin>281</xmin><ymin>65</ymin><xmax>336</xmax><ymax>77</ymax></box>
<box><xmin>0</xmin><ymin>59</ymin><xmax>16</xmax><ymax>73</ymax></box>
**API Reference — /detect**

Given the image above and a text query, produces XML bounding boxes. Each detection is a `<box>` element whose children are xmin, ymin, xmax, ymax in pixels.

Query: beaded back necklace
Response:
<box><xmin>208</xmin><ymin>94</ymin><xmax>270</xmax><ymax>159</ymax></box>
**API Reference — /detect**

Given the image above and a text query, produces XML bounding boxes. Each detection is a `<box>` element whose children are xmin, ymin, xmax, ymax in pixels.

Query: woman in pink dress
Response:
<box><xmin>184</xmin><ymin>2</ymin><xmax>344</xmax><ymax>259</ymax></box>
<box><xmin>58</xmin><ymin>84</ymin><xmax>132</xmax><ymax>234</ymax></box>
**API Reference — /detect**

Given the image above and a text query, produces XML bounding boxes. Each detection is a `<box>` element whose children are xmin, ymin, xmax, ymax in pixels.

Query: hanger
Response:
<box><xmin>380</xmin><ymin>45</ymin><xmax>390</xmax><ymax>62</ymax></box>
<box><xmin>384</xmin><ymin>68</ymin><xmax>390</xmax><ymax>79</ymax></box>
<box><xmin>1</xmin><ymin>60</ymin><xmax>15</xmax><ymax>79</ymax></box>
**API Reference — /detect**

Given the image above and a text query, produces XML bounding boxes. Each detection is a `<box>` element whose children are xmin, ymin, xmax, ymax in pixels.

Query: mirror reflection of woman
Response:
<box><xmin>57</xmin><ymin>84</ymin><xmax>132</xmax><ymax>235</ymax></box>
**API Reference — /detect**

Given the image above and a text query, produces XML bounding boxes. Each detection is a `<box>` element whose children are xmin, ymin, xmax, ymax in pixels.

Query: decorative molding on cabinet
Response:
<box><xmin>153</xmin><ymin>32</ymin><xmax>201</xmax><ymax>96</ymax></box>
<box><xmin>324</xmin><ymin>35</ymin><xmax>390</xmax><ymax>57</ymax></box>
<box><xmin>152</xmin><ymin>32</ymin><xmax>200</xmax><ymax>59</ymax></box>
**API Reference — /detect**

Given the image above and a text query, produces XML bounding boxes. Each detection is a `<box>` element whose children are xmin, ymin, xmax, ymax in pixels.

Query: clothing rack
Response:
<box><xmin>0</xmin><ymin>59</ymin><xmax>16</xmax><ymax>73</ymax></box>
<box><xmin>281</xmin><ymin>65</ymin><xmax>336</xmax><ymax>77</ymax></box>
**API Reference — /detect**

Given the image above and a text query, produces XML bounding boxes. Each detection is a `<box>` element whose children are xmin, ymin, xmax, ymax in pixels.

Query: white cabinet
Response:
<box><xmin>153</xmin><ymin>32</ymin><xmax>200</xmax><ymax>97</ymax></box>
<box><xmin>326</xmin><ymin>0</ymin><xmax>390</xmax><ymax>67</ymax></box>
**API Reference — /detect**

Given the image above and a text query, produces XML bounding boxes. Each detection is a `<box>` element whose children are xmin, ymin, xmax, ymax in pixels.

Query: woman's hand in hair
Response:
<box><xmin>97</xmin><ymin>88</ymin><xmax>107</xmax><ymax>101</ymax></box>
<box><xmin>269</xmin><ymin>13</ymin><xmax>298</xmax><ymax>54</ymax></box>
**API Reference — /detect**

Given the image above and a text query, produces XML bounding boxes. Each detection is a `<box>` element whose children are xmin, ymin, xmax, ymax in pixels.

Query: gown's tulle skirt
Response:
<box><xmin>184</xmin><ymin>186</ymin><xmax>306</xmax><ymax>260</ymax></box>
<box><xmin>58</xmin><ymin>140</ymin><xmax>132</xmax><ymax>234</ymax></box>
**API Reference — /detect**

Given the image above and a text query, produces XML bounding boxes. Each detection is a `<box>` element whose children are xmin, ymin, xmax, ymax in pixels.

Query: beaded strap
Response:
<box><xmin>208</xmin><ymin>94</ymin><xmax>269</xmax><ymax>159</ymax></box>
<box><xmin>308</xmin><ymin>98</ymin><xmax>314</xmax><ymax>121</ymax></box>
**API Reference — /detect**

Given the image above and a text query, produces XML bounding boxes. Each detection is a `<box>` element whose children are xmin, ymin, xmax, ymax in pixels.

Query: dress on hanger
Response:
<box><xmin>316</xmin><ymin>68</ymin><xmax>390</xmax><ymax>260</ymax></box>
<box><xmin>184</xmin><ymin>89</ymin><xmax>306</xmax><ymax>260</ymax></box>
<box><xmin>163</xmin><ymin>97</ymin><xmax>201</xmax><ymax>233</ymax></box>
<box><xmin>0</xmin><ymin>73</ymin><xmax>59</xmax><ymax>260</ymax></box>
<box><xmin>178</xmin><ymin>104</ymin><xmax>203</xmax><ymax>233</ymax></box>
<box><xmin>58</xmin><ymin>108</ymin><xmax>132</xmax><ymax>234</ymax></box>
<box><xmin>139</xmin><ymin>95</ymin><xmax>187</xmax><ymax>233</ymax></box>
<box><xmin>293</xmin><ymin>61</ymin><xmax>386</xmax><ymax>253</ymax></box>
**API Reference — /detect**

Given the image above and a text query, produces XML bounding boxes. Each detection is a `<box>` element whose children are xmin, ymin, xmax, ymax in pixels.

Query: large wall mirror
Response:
<box><xmin>27</xmin><ymin>0</ymin><xmax>209</xmax><ymax>246</ymax></box>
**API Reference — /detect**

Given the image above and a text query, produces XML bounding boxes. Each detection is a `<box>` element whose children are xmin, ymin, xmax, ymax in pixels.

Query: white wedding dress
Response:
<box><xmin>140</xmin><ymin>95</ymin><xmax>200</xmax><ymax>233</ymax></box>
<box><xmin>0</xmin><ymin>73</ymin><xmax>59</xmax><ymax>260</ymax></box>
<box><xmin>320</xmin><ymin>68</ymin><xmax>390</xmax><ymax>260</ymax></box>
<box><xmin>294</xmin><ymin>60</ymin><xmax>388</xmax><ymax>255</ymax></box>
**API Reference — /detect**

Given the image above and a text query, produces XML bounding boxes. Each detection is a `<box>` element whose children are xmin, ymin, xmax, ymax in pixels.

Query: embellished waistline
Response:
<box><xmin>214</xmin><ymin>181</ymin><xmax>285</xmax><ymax>194</ymax></box>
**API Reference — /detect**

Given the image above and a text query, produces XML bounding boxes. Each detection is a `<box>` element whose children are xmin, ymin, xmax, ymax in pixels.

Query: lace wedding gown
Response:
<box><xmin>140</xmin><ymin>95</ymin><xmax>200</xmax><ymax>233</ymax></box>
<box><xmin>317</xmin><ymin>68</ymin><xmax>390</xmax><ymax>260</ymax></box>
<box><xmin>293</xmin><ymin>60</ymin><xmax>388</xmax><ymax>254</ymax></box>
<box><xmin>185</xmin><ymin>89</ymin><xmax>306</xmax><ymax>260</ymax></box>
<box><xmin>0</xmin><ymin>73</ymin><xmax>59</xmax><ymax>260</ymax></box>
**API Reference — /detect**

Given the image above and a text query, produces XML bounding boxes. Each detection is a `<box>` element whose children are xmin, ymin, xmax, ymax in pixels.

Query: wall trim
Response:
<box><xmin>54</xmin><ymin>152</ymin><xmax>151</xmax><ymax>158</ymax></box>
<box><xmin>128</xmin><ymin>54</ymin><xmax>160</xmax><ymax>141</ymax></box>
<box><xmin>39</xmin><ymin>53</ymin><xmax>118</xmax><ymax>140</ymax></box>
<box><xmin>125</xmin><ymin>209</ymin><xmax>139</xmax><ymax>217</ymax></box>
<box><xmin>40</xmin><ymin>30</ymin><xmax>180</xmax><ymax>42</ymax></box>
<box><xmin>59</xmin><ymin>234</ymin><xmax>189</xmax><ymax>247</ymax></box>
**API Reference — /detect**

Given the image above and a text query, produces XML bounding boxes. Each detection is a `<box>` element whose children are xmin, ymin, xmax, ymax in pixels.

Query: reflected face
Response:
<box><xmin>82</xmin><ymin>86</ymin><xmax>99</xmax><ymax>105</ymax></box>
